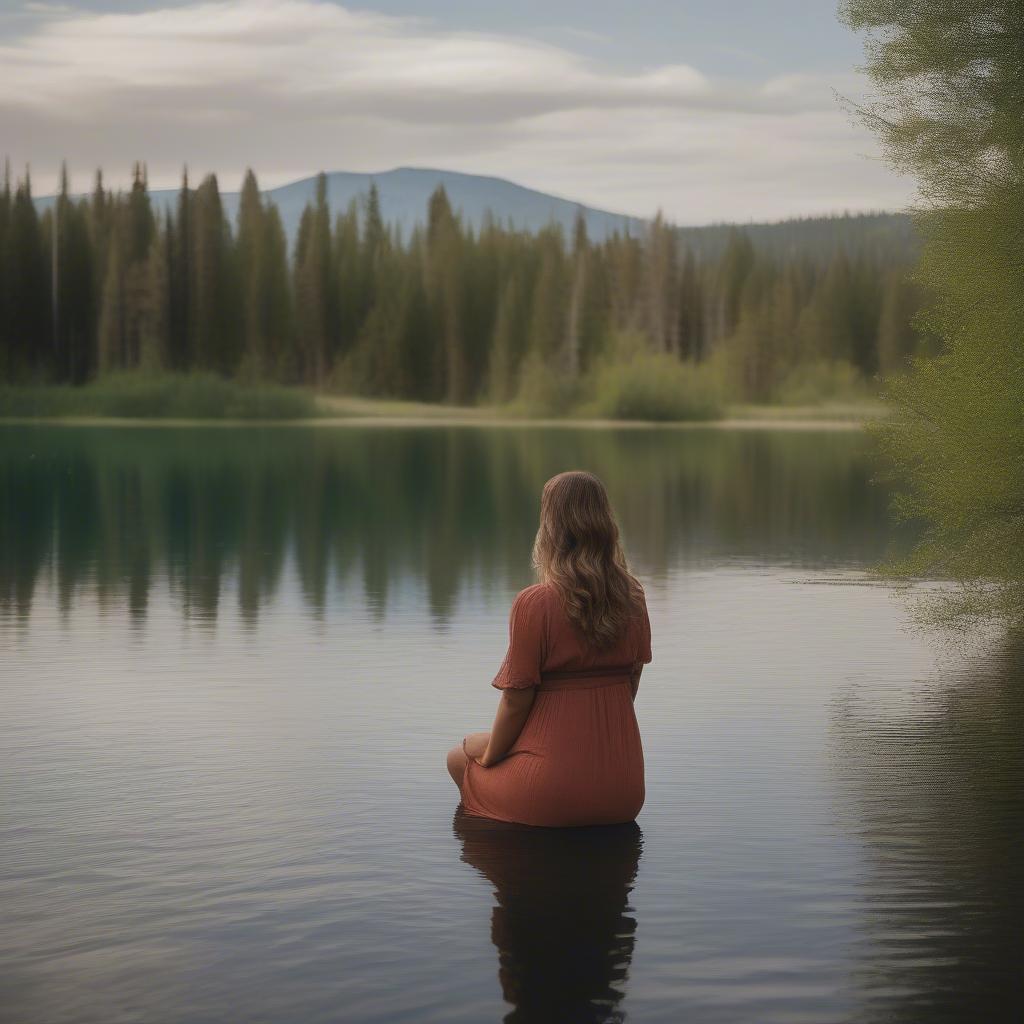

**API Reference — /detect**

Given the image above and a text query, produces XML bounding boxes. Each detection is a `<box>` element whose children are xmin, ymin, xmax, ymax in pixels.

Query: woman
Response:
<box><xmin>446</xmin><ymin>470</ymin><xmax>652</xmax><ymax>827</ymax></box>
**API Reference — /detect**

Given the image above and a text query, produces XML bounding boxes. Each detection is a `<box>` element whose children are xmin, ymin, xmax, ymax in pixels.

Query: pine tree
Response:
<box><xmin>352</xmin><ymin>247</ymin><xmax>410</xmax><ymax>396</ymax></box>
<box><xmin>261</xmin><ymin>204</ymin><xmax>292</xmax><ymax>380</ymax></box>
<box><xmin>84</xmin><ymin>169</ymin><xmax>113</xmax><ymax>378</ymax></box>
<box><xmin>462</xmin><ymin>216</ymin><xmax>503</xmax><ymax>397</ymax></box>
<box><xmin>167</xmin><ymin>168</ymin><xmax>192</xmax><ymax>370</ymax></box>
<box><xmin>726</xmin><ymin>265</ymin><xmax>779</xmax><ymax>401</ymax></box>
<box><xmin>353</xmin><ymin>182</ymin><xmax>388</xmax><ymax>381</ymax></box>
<box><xmin>334</xmin><ymin>200</ymin><xmax>362</xmax><ymax>364</ymax></box>
<box><xmin>58</xmin><ymin>168</ymin><xmax>98</xmax><ymax>383</ymax></box>
<box><xmin>364</xmin><ymin>183</ymin><xmax>385</xmax><ymax>268</ymax></box>
<box><xmin>714</xmin><ymin>230</ymin><xmax>755</xmax><ymax>344</ymax></box>
<box><xmin>798</xmin><ymin>251</ymin><xmax>856</xmax><ymax>365</ymax></box>
<box><xmin>121</xmin><ymin>162</ymin><xmax>157</xmax><ymax>368</ymax></box>
<box><xmin>565</xmin><ymin>211</ymin><xmax>588</xmax><ymax>378</ymax></box>
<box><xmin>578</xmin><ymin>241</ymin><xmax>609</xmax><ymax>373</ymax></box>
<box><xmin>8</xmin><ymin>171</ymin><xmax>50</xmax><ymax>380</ymax></box>
<box><xmin>488</xmin><ymin>277</ymin><xmax>520</xmax><ymax>403</ymax></box>
<box><xmin>292</xmin><ymin>172</ymin><xmax>335</xmax><ymax>386</ymax></box>
<box><xmin>97</xmin><ymin>233</ymin><xmax>124</xmax><ymax>372</ymax></box>
<box><xmin>527</xmin><ymin>225</ymin><xmax>568</xmax><ymax>367</ymax></box>
<box><xmin>192</xmin><ymin>173</ymin><xmax>239</xmax><ymax>374</ymax></box>
<box><xmin>236</xmin><ymin>168</ymin><xmax>265</xmax><ymax>376</ymax></box>
<box><xmin>0</xmin><ymin>161</ymin><xmax>11</xmax><ymax>380</ymax></box>
<box><xmin>425</xmin><ymin>186</ymin><xmax>465</xmax><ymax>403</ymax></box>
<box><xmin>644</xmin><ymin>212</ymin><xmax>680</xmax><ymax>355</ymax></box>
<box><xmin>605</xmin><ymin>231</ymin><xmax>644</xmax><ymax>335</ymax></box>
<box><xmin>677</xmin><ymin>249</ymin><xmax>704</xmax><ymax>361</ymax></box>
<box><xmin>139</xmin><ymin>228</ymin><xmax>169</xmax><ymax>370</ymax></box>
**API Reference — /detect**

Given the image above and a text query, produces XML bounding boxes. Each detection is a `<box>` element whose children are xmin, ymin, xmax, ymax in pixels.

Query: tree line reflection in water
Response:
<box><xmin>2</xmin><ymin>424</ymin><xmax>899</xmax><ymax>626</ymax></box>
<box><xmin>831</xmin><ymin>638</ymin><xmax>1024</xmax><ymax>1023</ymax></box>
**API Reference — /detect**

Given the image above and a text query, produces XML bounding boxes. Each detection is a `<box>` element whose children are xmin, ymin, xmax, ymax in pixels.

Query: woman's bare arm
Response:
<box><xmin>478</xmin><ymin>687</ymin><xmax>536</xmax><ymax>766</ymax></box>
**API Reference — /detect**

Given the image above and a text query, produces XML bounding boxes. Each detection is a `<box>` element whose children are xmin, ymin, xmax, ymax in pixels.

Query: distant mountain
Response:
<box><xmin>262</xmin><ymin>167</ymin><xmax>649</xmax><ymax>243</ymax></box>
<box><xmin>38</xmin><ymin>166</ymin><xmax>646</xmax><ymax>245</ymax></box>
<box><xmin>36</xmin><ymin>165</ymin><xmax>915</xmax><ymax>262</ymax></box>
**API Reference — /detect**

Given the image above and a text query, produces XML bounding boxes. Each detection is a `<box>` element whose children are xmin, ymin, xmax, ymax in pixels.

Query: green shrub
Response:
<box><xmin>508</xmin><ymin>354</ymin><xmax>583</xmax><ymax>418</ymax></box>
<box><xmin>222</xmin><ymin>384</ymin><xmax>313</xmax><ymax>419</ymax></box>
<box><xmin>578</xmin><ymin>352</ymin><xmax>723</xmax><ymax>422</ymax></box>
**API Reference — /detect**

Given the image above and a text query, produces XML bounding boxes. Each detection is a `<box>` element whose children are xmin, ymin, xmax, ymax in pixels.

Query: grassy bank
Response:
<box><xmin>0</xmin><ymin>372</ymin><xmax>317</xmax><ymax>420</ymax></box>
<box><xmin>727</xmin><ymin>401</ymin><xmax>886</xmax><ymax>423</ymax></box>
<box><xmin>0</xmin><ymin>371</ymin><xmax>883</xmax><ymax>428</ymax></box>
<box><xmin>317</xmin><ymin>395</ymin><xmax>878</xmax><ymax>429</ymax></box>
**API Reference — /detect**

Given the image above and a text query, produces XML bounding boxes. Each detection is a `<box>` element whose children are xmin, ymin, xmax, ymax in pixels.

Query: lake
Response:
<box><xmin>1</xmin><ymin>424</ymin><xmax>1021</xmax><ymax>1024</ymax></box>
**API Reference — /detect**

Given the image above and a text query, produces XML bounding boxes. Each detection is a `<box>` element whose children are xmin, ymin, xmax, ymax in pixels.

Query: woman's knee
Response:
<box><xmin>446</xmin><ymin>744</ymin><xmax>467</xmax><ymax>787</ymax></box>
<box><xmin>462</xmin><ymin>731</ymin><xmax>489</xmax><ymax>759</ymax></box>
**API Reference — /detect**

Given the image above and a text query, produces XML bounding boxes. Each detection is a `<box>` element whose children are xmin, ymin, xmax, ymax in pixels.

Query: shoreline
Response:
<box><xmin>0</xmin><ymin>382</ymin><xmax>884</xmax><ymax>430</ymax></box>
<box><xmin>0</xmin><ymin>412</ymin><xmax>872</xmax><ymax>431</ymax></box>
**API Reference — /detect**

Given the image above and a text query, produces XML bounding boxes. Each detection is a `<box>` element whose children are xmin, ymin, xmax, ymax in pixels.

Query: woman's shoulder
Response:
<box><xmin>508</xmin><ymin>582</ymin><xmax>561</xmax><ymax>627</ymax></box>
<box><xmin>511</xmin><ymin>581</ymin><xmax>556</xmax><ymax>610</ymax></box>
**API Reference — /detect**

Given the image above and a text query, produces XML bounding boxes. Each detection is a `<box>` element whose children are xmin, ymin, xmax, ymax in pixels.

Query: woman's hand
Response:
<box><xmin>463</xmin><ymin>688</ymin><xmax>535</xmax><ymax>770</ymax></box>
<box><xmin>475</xmin><ymin>749</ymin><xmax>504</xmax><ymax>767</ymax></box>
<box><xmin>481</xmin><ymin>687</ymin><xmax>536</xmax><ymax>765</ymax></box>
<box><xmin>463</xmin><ymin>732</ymin><xmax>491</xmax><ymax>767</ymax></box>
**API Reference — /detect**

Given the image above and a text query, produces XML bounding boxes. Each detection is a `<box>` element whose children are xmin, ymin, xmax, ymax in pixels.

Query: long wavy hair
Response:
<box><xmin>532</xmin><ymin>470</ymin><xmax>643</xmax><ymax>649</ymax></box>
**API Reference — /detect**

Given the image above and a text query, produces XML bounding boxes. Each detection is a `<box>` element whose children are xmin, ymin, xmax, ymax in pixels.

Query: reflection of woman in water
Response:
<box><xmin>453</xmin><ymin>807</ymin><xmax>643</xmax><ymax>1023</ymax></box>
<box><xmin>446</xmin><ymin>471</ymin><xmax>652</xmax><ymax>827</ymax></box>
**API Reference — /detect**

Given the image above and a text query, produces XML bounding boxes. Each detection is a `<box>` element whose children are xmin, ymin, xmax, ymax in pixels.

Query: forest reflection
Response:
<box><xmin>831</xmin><ymin>639</ymin><xmax>1024</xmax><ymax>1023</ymax></box>
<box><xmin>1</xmin><ymin>425</ymin><xmax>898</xmax><ymax>625</ymax></box>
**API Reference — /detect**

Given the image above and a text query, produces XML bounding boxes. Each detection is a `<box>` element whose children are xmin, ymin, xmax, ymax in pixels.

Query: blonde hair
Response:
<box><xmin>532</xmin><ymin>470</ymin><xmax>643</xmax><ymax>649</ymax></box>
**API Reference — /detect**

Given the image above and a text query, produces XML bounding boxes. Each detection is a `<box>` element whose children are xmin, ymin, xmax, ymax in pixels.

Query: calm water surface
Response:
<box><xmin>1</xmin><ymin>425</ymin><xmax>1021</xmax><ymax>1024</ymax></box>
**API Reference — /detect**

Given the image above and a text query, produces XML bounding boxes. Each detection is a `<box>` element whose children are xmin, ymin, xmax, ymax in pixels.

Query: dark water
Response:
<box><xmin>1</xmin><ymin>424</ymin><xmax>1021</xmax><ymax>1024</ymax></box>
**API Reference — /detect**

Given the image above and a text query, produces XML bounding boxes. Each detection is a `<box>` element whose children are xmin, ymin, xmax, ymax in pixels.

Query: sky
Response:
<box><xmin>0</xmin><ymin>0</ymin><xmax>914</xmax><ymax>224</ymax></box>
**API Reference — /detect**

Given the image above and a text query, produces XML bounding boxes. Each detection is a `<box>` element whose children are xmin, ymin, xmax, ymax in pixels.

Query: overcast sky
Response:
<box><xmin>0</xmin><ymin>0</ymin><xmax>913</xmax><ymax>224</ymax></box>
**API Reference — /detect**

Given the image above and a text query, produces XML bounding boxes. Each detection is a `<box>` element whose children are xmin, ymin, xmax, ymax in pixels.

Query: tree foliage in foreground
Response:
<box><xmin>842</xmin><ymin>0</ymin><xmax>1024</xmax><ymax>627</ymax></box>
<box><xmin>1</xmin><ymin>163</ymin><xmax>924</xmax><ymax>409</ymax></box>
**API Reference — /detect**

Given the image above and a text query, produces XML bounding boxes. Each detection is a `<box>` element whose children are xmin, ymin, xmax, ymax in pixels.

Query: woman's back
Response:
<box><xmin>459</xmin><ymin>582</ymin><xmax>651</xmax><ymax>827</ymax></box>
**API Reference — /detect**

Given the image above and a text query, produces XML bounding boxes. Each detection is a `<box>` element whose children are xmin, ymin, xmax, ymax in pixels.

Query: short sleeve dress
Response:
<box><xmin>460</xmin><ymin>581</ymin><xmax>652</xmax><ymax>827</ymax></box>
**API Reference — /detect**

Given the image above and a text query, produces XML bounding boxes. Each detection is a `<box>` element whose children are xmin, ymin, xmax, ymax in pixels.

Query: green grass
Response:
<box><xmin>727</xmin><ymin>400</ymin><xmax>886</xmax><ymax>422</ymax></box>
<box><xmin>0</xmin><ymin>372</ymin><xmax>317</xmax><ymax>420</ymax></box>
<box><xmin>0</xmin><ymin>371</ymin><xmax>883</xmax><ymax>426</ymax></box>
<box><xmin>316</xmin><ymin>394</ymin><xmax>495</xmax><ymax>420</ymax></box>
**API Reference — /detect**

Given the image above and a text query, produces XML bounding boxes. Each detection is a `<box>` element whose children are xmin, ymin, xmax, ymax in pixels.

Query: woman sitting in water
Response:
<box><xmin>447</xmin><ymin>470</ymin><xmax>652</xmax><ymax>827</ymax></box>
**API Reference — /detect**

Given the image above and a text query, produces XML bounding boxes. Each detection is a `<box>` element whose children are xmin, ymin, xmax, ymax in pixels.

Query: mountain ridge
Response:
<box><xmin>36</xmin><ymin>165</ymin><xmax>647</xmax><ymax>244</ymax></box>
<box><xmin>34</xmin><ymin>165</ymin><xmax>914</xmax><ymax>260</ymax></box>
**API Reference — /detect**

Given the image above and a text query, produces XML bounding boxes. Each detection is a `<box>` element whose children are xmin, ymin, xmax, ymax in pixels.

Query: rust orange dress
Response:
<box><xmin>460</xmin><ymin>582</ymin><xmax>652</xmax><ymax>828</ymax></box>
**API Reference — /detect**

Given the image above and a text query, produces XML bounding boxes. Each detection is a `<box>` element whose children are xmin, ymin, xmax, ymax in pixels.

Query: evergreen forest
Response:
<box><xmin>1</xmin><ymin>163</ymin><xmax>925</xmax><ymax>415</ymax></box>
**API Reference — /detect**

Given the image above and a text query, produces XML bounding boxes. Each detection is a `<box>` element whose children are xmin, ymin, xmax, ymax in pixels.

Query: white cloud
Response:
<box><xmin>2</xmin><ymin>0</ymin><xmax>711</xmax><ymax>112</ymax></box>
<box><xmin>0</xmin><ymin>0</ymin><xmax>912</xmax><ymax>222</ymax></box>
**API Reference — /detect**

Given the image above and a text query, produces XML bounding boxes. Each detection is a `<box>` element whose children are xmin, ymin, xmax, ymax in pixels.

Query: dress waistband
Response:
<box><xmin>538</xmin><ymin>665</ymin><xmax>633</xmax><ymax>691</ymax></box>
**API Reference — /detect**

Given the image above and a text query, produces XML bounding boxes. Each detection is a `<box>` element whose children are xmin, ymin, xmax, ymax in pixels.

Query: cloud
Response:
<box><xmin>0</xmin><ymin>0</ymin><xmax>912</xmax><ymax>222</ymax></box>
<box><xmin>2</xmin><ymin>0</ymin><xmax>711</xmax><ymax>115</ymax></box>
